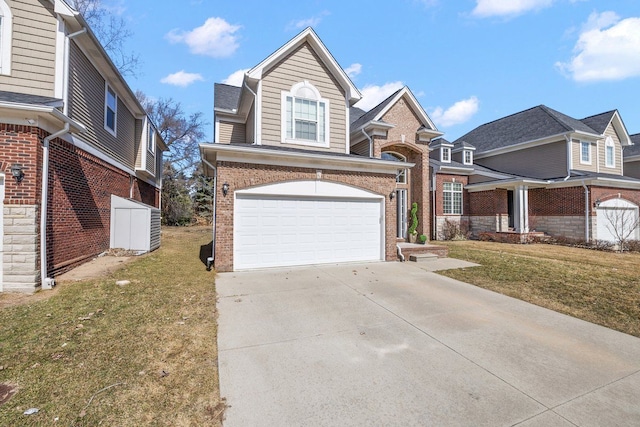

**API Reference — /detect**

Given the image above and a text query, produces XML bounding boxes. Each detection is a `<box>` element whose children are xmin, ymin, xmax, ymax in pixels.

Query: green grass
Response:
<box><xmin>0</xmin><ymin>226</ymin><xmax>222</xmax><ymax>426</ymax></box>
<box><xmin>438</xmin><ymin>240</ymin><xmax>640</xmax><ymax>337</ymax></box>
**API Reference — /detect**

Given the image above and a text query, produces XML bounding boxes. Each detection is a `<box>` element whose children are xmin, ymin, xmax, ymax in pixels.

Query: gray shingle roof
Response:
<box><xmin>0</xmin><ymin>91</ymin><xmax>63</xmax><ymax>107</ymax></box>
<box><xmin>214</xmin><ymin>83</ymin><xmax>242</xmax><ymax>111</ymax></box>
<box><xmin>625</xmin><ymin>133</ymin><xmax>640</xmax><ymax>157</ymax></box>
<box><xmin>350</xmin><ymin>88</ymin><xmax>402</xmax><ymax>131</ymax></box>
<box><xmin>349</xmin><ymin>106</ymin><xmax>367</xmax><ymax>124</ymax></box>
<box><xmin>580</xmin><ymin>110</ymin><xmax>615</xmax><ymax>134</ymax></box>
<box><xmin>454</xmin><ymin>105</ymin><xmax>600</xmax><ymax>154</ymax></box>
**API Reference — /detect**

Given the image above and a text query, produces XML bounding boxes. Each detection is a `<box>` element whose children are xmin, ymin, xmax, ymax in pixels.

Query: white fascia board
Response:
<box><xmin>549</xmin><ymin>177</ymin><xmax>640</xmax><ymax>190</ymax></box>
<box><xmin>474</xmin><ymin>132</ymin><xmax>572</xmax><ymax>159</ymax></box>
<box><xmin>247</xmin><ymin>28</ymin><xmax>362</xmax><ymax>105</ymax></box>
<box><xmin>199</xmin><ymin>143</ymin><xmax>414</xmax><ymax>175</ymax></box>
<box><xmin>54</xmin><ymin>0</ymin><xmax>77</xmax><ymax>16</ymax></box>
<box><xmin>0</xmin><ymin>102</ymin><xmax>86</xmax><ymax>133</ymax></box>
<box><xmin>611</xmin><ymin>111</ymin><xmax>632</xmax><ymax>146</ymax></box>
<box><xmin>437</xmin><ymin>166</ymin><xmax>474</xmax><ymax>174</ymax></box>
<box><xmin>465</xmin><ymin>178</ymin><xmax>548</xmax><ymax>192</ymax></box>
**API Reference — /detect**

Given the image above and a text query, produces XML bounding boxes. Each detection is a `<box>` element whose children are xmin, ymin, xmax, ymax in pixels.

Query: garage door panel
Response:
<box><xmin>235</xmin><ymin>196</ymin><xmax>383</xmax><ymax>270</ymax></box>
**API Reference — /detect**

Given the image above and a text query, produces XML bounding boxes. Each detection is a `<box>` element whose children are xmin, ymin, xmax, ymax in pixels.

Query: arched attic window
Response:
<box><xmin>282</xmin><ymin>81</ymin><xmax>330</xmax><ymax>148</ymax></box>
<box><xmin>381</xmin><ymin>152</ymin><xmax>407</xmax><ymax>184</ymax></box>
<box><xmin>0</xmin><ymin>0</ymin><xmax>13</xmax><ymax>75</ymax></box>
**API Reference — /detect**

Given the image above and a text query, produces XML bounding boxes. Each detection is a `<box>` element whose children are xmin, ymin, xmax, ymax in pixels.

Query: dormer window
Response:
<box><xmin>441</xmin><ymin>147</ymin><xmax>451</xmax><ymax>163</ymax></box>
<box><xmin>282</xmin><ymin>81</ymin><xmax>330</xmax><ymax>148</ymax></box>
<box><xmin>463</xmin><ymin>150</ymin><xmax>473</xmax><ymax>165</ymax></box>
<box><xmin>605</xmin><ymin>136</ymin><xmax>615</xmax><ymax>168</ymax></box>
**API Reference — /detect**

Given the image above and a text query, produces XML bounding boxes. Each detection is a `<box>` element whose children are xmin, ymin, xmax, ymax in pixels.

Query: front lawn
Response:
<box><xmin>438</xmin><ymin>240</ymin><xmax>640</xmax><ymax>338</ymax></box>
<box><xmin>0</xmin><ymin>226</ymin><xmax>222</xmax><ymax>426</ymax></box>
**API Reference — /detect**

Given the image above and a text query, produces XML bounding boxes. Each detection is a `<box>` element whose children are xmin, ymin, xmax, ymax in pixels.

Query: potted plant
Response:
<box><xmin>408</xmin><ymin>202</ymin><xmax>418</xmax><ymax>243</ymax></box>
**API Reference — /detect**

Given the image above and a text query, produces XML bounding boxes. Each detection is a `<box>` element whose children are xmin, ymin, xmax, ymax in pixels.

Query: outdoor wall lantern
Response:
<box><xmin>389</xmin><ymin>191</ymin><xmax>395</xmax><ymax>200</ymax></box>
<box><xmin>10</xmin><ymin>164</ymin><xmax>24</xmax><ymax>182</ymax></box>
<box><xmin>222</xmin><ymin>182</ymin><xmax>230</xmax><ymax>196</ymax></box>
<box><xmin>594</xmin><ymin>199</ymin><xmax>601</xmax><ymax>208</ymax></box>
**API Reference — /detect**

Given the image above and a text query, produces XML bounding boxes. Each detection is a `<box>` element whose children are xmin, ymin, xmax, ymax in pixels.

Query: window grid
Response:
<box><xmin>581</xmin><ymin>141</ymin><xmax>590</xmax><ymax>163</ymax></box>
<box><xmin>464</xmin><ymin>150</ymin><xmax>472</xmax><ymax>164</ymax></box>
<box><xmin>105</xmin><ymin>85</ymin><xmax>117</xmax><ymax>134</ymax></box>
<box><xmin>442</xmin><ymin>147</ymin><xmax>451</xmax><ymax>162</ymax></box>
<box><xmin>443</xmin><ymin>182</ymin><xmax>463</xmax><ymax>214</ymax></box>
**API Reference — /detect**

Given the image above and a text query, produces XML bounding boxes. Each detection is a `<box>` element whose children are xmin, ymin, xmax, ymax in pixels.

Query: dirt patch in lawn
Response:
<box><xmin>0</xmin><ymin>383</ymin><xmax>17</xmax><ymax>406</ymax></box>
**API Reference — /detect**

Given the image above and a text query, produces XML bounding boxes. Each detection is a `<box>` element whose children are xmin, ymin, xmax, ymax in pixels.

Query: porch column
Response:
<box><xmin>514</xmin><ymin>185</ymin><xmax>529</xmax><ymax>233</ymax></box>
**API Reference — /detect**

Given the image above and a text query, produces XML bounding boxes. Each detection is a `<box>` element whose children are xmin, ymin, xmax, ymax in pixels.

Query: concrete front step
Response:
<box><xmin>398</xmin><ymin>242</ymin><xmax>449</xmax><ymax>260</ymax></box>
<box><xmin>409</xmin><ymin>253</ymin><xmax>439</xmax><ymax>263</ymax></box>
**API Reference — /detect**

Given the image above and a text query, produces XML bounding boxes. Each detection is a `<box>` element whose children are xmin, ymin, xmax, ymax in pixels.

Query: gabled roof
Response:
<box><xmin>214</xmin><ymin>83</ymin><xmax>242</xmax><ymax>111</ymax></box>
<box><xmin>246</xmin><ymin>27</ymin><xmax>361</xmax><ymax>105</ymax></box>
<box><xmin>350</xmin><ymin>86</ymin><xmax>441</xmax><ymax>137</ymax></box>
<box><xmin>580</xmin><ymin>110</ymin><xmax>616</xmax><ymax>134</ymax></box>
<box><xmin>349</xmin><ymin>106</ymin><xmax>368</xmax><ymax>125</ymax></box>
<box><xmin>455</xmin><ymin>105</ymin><xmax>603</xmax><ymax>155</ymax></box>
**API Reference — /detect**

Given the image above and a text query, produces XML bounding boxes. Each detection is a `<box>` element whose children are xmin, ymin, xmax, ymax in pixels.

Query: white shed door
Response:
<box><xmin>596</xmin><ymin>199</ymin><xmax>639</xmax><ymax>242</ymax></box>
<box><xmin>234</xmin><ymin>195</ymin><xmax>382</xmax><ymax>270</ymax></box>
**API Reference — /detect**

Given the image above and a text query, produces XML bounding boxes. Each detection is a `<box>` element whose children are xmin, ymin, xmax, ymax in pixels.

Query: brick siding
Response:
<box><xmin>214</xmin><ymin>161</ymin><xmax>397</xmax><ymax>272</ymax></box>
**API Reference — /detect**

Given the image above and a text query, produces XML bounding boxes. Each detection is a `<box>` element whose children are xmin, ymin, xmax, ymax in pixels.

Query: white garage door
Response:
<box><xmin>596</xmin><ymin>198</ymin><xmax>639</xmax><ymax>243</ymax></box>
<box><xmin>234</xmin><ymin>182</ymin><xmax>384</xmax><ymax>270</ymax></box>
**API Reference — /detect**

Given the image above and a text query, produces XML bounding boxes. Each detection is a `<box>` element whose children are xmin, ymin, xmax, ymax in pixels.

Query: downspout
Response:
<box><xmin>361</xmin><ymin>128</ymin><xmax>373</xmax><ymax>157</ymax></box>
<box><xmin>431</xmin><ymin>168</ymin><xmax>438</xmax><ymax>240</ymax></box>
<box><xmin>41</xmin><ymin>123</ymin><xmax>71</xmax><ymax>289</ymax></box>
<box><xmin>243</xmin><ymin>80</ymin><xmax>258</xmax><ymax>145</ymax></box>
<box><xmin>62</xmin><ymin>28</ymin><xmax>87</xmax><ymax>115</ymax></box>
<box><xmin>564</xmin><ymin>134</ymin><xmax>572</xmax><ymax>181</ymax></box>
<box><xmin>397</xmin><ymin>245</ymin><xmax>405</xmax><ymax>262</ymax></box>
<box><xmin>582</xmin><ymin>180</ymin><xmax>590</xmax><ymax>242</ymax></box>
<box><xmin>201</xmin><ymin>157</ymin><xmax>217</xmax><ymax>270</ymax></box>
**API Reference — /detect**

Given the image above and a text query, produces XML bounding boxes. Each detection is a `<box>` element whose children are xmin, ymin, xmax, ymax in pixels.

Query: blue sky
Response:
<box><xmin>113</xmin><ymin>0</ymin><xmax>640</xmax><ymax>142</ymax></box>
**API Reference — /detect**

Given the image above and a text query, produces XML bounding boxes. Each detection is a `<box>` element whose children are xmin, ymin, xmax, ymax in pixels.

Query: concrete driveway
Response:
<box><xmin>216</xmin><ymin>262</ymin><xmax>640</xmax><ymax>426</ymax></box>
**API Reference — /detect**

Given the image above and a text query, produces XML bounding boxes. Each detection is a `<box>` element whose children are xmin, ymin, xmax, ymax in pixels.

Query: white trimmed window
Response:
<box><xmin>147</xmin><ymin>121</ymin><xmax>155</xmax><ymax>153</ymax></box>
<box><xmin>381</xmin><ymin>152</ymin><xmax>407</xmax><ymax>183</ymax></box>
<box><xmin>441</xmin><ymin>147</ymin><xmax>451</xmax><ymax>163</ymax></box>
<box><xmin>104</xmin><ymin>83</ymin><xmax>117</xmax><ymax>136</ymax></box>
<box><xmin>580</xmin><ymin>141</ymin><xmax>591</xmax><ymax>164</ymax></box>
<box><xmin>605</xmin><ymin>136</ymin><xmax>615</xmax><ymax>168</ymax></box>
<box><xmin>0</xmin><ymin>0</ymin><xmax>13</xmax><ymax>76</ymax></box>
<box><xmin>282</xmin><ymin>81</ymin><xmax>329</xmax><ymax>148</ymax></box>
<box><xmin>443</xmin><ymin>182</ymin><xmax>463</xmax><ymax>214</ymax></box>
<box><xmin>463</xmin><ymin>150</ymin><xmax>473</xmax><ymax>165</ymax></box>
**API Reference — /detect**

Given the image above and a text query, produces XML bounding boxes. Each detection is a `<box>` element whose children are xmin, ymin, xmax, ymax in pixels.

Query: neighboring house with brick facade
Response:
<box><xmin>0</xmin><ymin>0</ymin><xmax>166</xmax><ymax>292</ymax></box>
<box><xmin>429</xmin><ymin>105</ymin><xmax>640</xmax><ymax>243</ymax></box>
<box><xmin>200</xmin><ymin>28</ymin><xmax>442</xmax><ymax>272</ymax></box>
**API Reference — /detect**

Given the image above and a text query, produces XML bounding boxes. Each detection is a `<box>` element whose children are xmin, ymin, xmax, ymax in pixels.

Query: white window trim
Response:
<box><xmin>104</xmin><ymin>83</ymin><xmax>117</xmax><ymax>137</ymax></box>
<box><xmin>147</xmin><ymin>121</ymin><xmax>156</xmax><ymax>154</ymax></box>
<box><xmin>463</xmin><ymin>150</ymin><xmax>473</xmax><ymax>165</ymax></box>
<box><xmin>0</xmin><ymin>0</ymin><xmax>13</xmax><ymax>76</ymax></box>
<box><xmin>443</xmin><ymin>181</ymin><xmax>463</xmax><ymax>215</ymax></box>
<box><xmin>605</xmin><ymin>136</ymin><xmax>615</xmax><ymax>168</ymax></box>
<box><xmin>580</xmin><ymin>141</ymin><xmax>591</xmax><ymax>165</ymax></box>
<box><xmin>441</xmin><ymin>147</ymin><xmax>451</xmax><ymax>163</ymax></box>
<box><xmin>281</xmin><ymin>81</ymin><xmax>330</xmax><ymax>149</ymax></box>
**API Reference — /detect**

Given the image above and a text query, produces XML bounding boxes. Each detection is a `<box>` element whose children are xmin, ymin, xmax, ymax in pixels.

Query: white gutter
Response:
<box><xmin>62</xmin><ymin>27</ymin><xmax>87</xmax><ymax>115</ymax></box>
<box><xmin>201</xmin><ymin>156</ymin><xmax>218</xmax><ymax>270</ymax></box>
<box><xmin>40</xmin><ymin>123</ymin><xmax>70</xmax><ymax>289</ymax></box>
<box><xmin>361</xmin><ymin>128</ymin><xmax>373</xmax><ymax>157</ymax></box>
<box><xmin>243</xmin><ymin>79</ymin><xmax>258</xmax><ymax>145</ymax></box>
<box><xmin>582</xmin><ymin>180</ymin><xmax>590</xmax><ymax>242</ymax></box>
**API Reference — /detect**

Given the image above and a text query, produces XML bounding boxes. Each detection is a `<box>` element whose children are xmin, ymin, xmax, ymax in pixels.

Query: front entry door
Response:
<box><xmin>396</xmin><ymin>189</ymin><xmax>407</xmax><ymax>238</ymax></box>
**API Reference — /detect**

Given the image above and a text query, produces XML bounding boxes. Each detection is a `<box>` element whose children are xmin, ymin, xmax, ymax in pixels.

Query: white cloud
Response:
<box><xmin>286</xmin><ymin>11</ymin><xmax>330</xmax><ymax>31</ymax></box>
<box><xmin>430</xmin><ymin>97</ymin><xmax>479</xmax><ymax>128</ymax></box>
<box><xmin>344</xmin><ymin>63</ymin><xmax>362</xmax><ymax>79</ymax></box>
<box><xmin>166</xmin><ymin>17</ymin><xmax>241</xmax><ymax>58</ymax></box>
<box><xmin>472</xmin><ymin>0</ymin><xmax>554</xmax><ymax>18</ymax></box>
<box><xmin>160</xmin><ymin>70</ymin><xmax>205</xmax><ymax>87</ymax></box>
<box><xmin>222</xmin><ymin>68</ymin><xmax>250</xmax><ymax>86</ymax></box>
<box><xmin>556</xmin><ymin>12</ymin><xmax>640</xmax><ymax>82</ymax></box>
<box><xmin>353</xmin><ymin>81</ymin><xmax>404</xmax><ymax>111</ymax></box>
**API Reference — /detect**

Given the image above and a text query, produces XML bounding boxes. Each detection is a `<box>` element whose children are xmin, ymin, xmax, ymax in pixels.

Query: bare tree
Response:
<box><xmin>68</xmin><ymin>0</ymin><xmax>140</xmax><ymax>76</ymax></box>
<box><xmin>602</xmin><ymin>207</ymin><xmax>640</xmax><ymax>251</ymax></box>
<box><xmin>136</xmin><ymin>91</ymin><xmax>207</xmax><ymax>174</ymax></box>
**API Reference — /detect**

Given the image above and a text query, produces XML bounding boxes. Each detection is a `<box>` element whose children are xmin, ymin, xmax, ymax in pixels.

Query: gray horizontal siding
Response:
<box><xmin>0</xmin><ymin>0</ymin><xmax>57</xmax><ymax>96</ymax></box>
<box><xmin>476</xmin><ymin>141</ymin><xmax>568</xmax><ymax>179</ymax></box>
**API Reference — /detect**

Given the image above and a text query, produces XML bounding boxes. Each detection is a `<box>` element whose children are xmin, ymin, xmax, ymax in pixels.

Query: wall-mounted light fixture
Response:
<box><xmin>594</xmin><ymin>199</ymin><xmax>601</xmax><ymax>208</ymax></box>
<box><xmin>10</xmin><ymin>164</ymin><xmax>24</xmax><ymax>182</ymax></box>
<box><xmin>389</xmin><ymin>191</ymin><xmax>395</xmax><ymax>200</ymax></box>
<box><xmin>222</xmin><ymin>182</ymin><xmax>230</xmax><ymax>196</ymax></box>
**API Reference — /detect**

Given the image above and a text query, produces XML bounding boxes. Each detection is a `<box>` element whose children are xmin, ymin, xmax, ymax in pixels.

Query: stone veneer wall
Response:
<box><xmin>468</xmin><ymin>215</ymin><xmax>509</xmax><ymax>237</ymax></box>
<box><xmin>530</xmin><ymin>216</ymin><xmax>586</xmax><ymax>240</ymax></box>
<box><xmin>3</xmin><ymin>205</ymin><xmax>38</xmax><ymax>292</ymax></box>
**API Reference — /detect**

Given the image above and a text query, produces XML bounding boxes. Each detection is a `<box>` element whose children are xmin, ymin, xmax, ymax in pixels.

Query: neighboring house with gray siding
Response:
<box><xmin>429</xmin><ymin>105</ymin><xmax>640</xmax><ymax>243</ymax></box>
<box><xmin>0</xmin><ymin>0</ymin><xmax>166</xmax><ymax>293</ymax></box>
